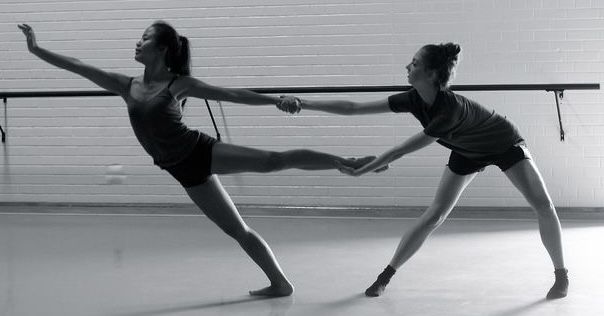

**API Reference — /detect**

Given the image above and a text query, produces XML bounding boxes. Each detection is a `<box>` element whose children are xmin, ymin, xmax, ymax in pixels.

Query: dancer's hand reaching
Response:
<box><xmin>337</xmin><ymin>163</ymin><xmax>363</xmax><ymax>177</ymax></box>
<box><xmin>336</xmin><ymin>156</ymin><xmax>390</xmax><ymax>177</ymax></box>
<box><xmin>17</xmin><ymin>24</ymin><xmax>39</xmax><ymax>52</ymax></box>
<box><xmin>277</xmin><ymin>96</ymin><xmax>301</xmax><ymax>114</ymax></box>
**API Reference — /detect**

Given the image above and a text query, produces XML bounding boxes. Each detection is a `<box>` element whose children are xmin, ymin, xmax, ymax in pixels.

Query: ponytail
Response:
<box><xmin>150</xmin><ymin>20</ymin><xmax>191</xmax><ymax>77</ymax></box>
<box><xmin>170</xmin><ymin>36</ymin><xmax>191</xmax><ymax>76</ymax></box>
<box><xmin>150</xmin><ymin>21</ymin><xmax>192</xmax><ymax>108</ymax></box>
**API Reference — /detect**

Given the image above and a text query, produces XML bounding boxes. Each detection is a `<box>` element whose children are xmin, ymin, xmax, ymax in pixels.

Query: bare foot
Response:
<box><xmin>249</xmin><ymin>283</ymin><xmax>294</xmax><ymax>297</ymax></box>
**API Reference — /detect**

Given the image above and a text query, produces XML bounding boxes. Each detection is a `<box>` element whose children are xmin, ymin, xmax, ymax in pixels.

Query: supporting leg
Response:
<box><xmin>504</xmin><ymin>158</ymin><xmax>567</xmax><ymax>299</ymax></box>
<box><xmin>185</xmin><ymin>175</ymin><xmax>294</xmax><ymax>297</ymax></box>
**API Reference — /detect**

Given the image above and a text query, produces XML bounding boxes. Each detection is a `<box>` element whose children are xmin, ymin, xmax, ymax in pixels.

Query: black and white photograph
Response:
<box><xmin>1</xmin><ymin>1</ymin><xmax>603</xmax><ymax>315</ymax></box>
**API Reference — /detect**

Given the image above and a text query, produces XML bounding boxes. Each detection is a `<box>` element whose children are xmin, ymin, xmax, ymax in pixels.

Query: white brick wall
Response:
<box><xmin>1</xmin><ymin>0</ymin><xmax>603</xmax><ymax>207</ymax></box>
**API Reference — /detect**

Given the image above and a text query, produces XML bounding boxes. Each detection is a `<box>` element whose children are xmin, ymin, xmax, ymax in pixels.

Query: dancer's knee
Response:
<box><xmin>534</xmin><ymin>201</ymin><xmax>558</xmax><ymax>220</ymax></box>
<box><xmin>220</xmin><ymin>223</ymin><xmax>251</xmax><ymax>240</ymax></box>
<box><xmin>421</xmin><ymin>206</ymin><xmax>450</xmax><ymax>229</ymax></box>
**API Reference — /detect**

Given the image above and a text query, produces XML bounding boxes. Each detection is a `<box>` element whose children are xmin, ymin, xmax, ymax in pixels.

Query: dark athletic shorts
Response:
<box><xmin>447</xmin><ymin>143</ymin><xmax>530</xmax><ymax>175</ymax></box>
<box><xmin>164</xmin><ymin>133</ymin><xmax>218</xmax><ymax>188</ymax></box>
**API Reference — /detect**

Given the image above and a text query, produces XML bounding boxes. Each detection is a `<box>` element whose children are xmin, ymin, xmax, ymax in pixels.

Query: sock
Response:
<box><xmin>546</xmin><ymin>268</ymin><xmax>568</xmax><ymax>299</ymax></box>
<box><xmin>365</xmin><ymin>265</ymin><xmax>396</xmax><ymax>297</ymax></box>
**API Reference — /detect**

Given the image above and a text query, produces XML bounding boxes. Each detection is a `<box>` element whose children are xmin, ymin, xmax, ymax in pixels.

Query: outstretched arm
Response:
<box><xmin>179</xmin><ymin>76</ymin><xmax>283</xmax><ymax>105</ymax></box>
<box><xmin>18</xmin><ymin>24</ymin><xmax>130</xmax><ymax>95</ymax></box>
<box><xmin>298</xmin><ymin>98</ymin><xmax>391</xmax><ymax>115</ymax></box>
<box><xmin>338</xmin><ymin>131</ymin><xmax>437</xmax><ymax>176</ymax></box>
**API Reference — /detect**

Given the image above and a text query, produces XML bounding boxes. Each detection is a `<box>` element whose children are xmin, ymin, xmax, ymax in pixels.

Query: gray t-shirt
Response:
<box><xmin>388</xmin><ymin>88</ymin><xmax>523</xmax><ymax>159</ymax></box>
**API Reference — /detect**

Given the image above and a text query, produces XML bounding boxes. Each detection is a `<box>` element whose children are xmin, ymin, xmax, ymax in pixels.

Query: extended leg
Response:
<box><xmin>366</xmin><ymin>167</ymin><xmax>477</xmax><ymax>296</ymax></box>
<box><xmin>185</xmin><ymin>175</ymin><xmax>294</xmax><ymax>297</ymax></box>
<box><xmin>211</xmin><ymin>142</ymin><xmax>373</xmax><ymax>174</ymax></box>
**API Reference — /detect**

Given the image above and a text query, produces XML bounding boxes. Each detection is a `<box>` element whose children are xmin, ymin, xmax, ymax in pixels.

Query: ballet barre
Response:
<box><xmin>1</xmin><ymin>83</ymin><xmax>600</xmax><ymax>143</ymax></box>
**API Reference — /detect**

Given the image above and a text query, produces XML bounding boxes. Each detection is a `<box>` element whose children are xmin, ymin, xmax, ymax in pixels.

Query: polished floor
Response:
<box><xmin>0</xmin><ymin>212</ymin><xmax>602</xmax><ymax>316</ymax></box>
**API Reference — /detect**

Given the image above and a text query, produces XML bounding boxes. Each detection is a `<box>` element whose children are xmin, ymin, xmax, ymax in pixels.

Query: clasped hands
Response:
<box><xmin>276</xmin><ymin>95</ymin><xmax>302</xmax><ymax>114</ymax></box>
<box><xmin>275</xmin><ymin>96</ymin><xmax>389</xmax><ymax>176</ymax></box>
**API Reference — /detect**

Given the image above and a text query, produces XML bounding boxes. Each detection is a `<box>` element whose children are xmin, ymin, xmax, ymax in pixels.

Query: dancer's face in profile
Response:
<box><xmin>134</xmin><ymin>26</ymin><xmax>165</xmax><ymax>65</ymax></box>
<box><xmin>405</xmin><ymin>49</ymin><xmax>435</xmax><ymax>87</ymax></box>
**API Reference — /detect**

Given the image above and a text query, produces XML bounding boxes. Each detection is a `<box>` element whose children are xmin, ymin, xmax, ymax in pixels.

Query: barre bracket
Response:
<box><xmin>1</xmin><ymin>98</ymin><xmax>6</xmax><ymax>143</ymax></box>
<box><xmin>546</xmin><ymin>89</ymin><xmax>565</xmax><ymax>141</ymax></box>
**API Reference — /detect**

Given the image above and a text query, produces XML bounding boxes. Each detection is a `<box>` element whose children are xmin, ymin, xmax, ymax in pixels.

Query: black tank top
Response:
<box><xmin>124</xmin><ymin>76</ymin><xmax>200</xmax><ymax>168</ymax></box>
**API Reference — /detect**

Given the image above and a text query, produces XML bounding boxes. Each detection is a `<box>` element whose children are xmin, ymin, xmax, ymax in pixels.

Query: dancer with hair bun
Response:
<box><xmin>282</xmin><ymin>43</ymin><xmax>568</xmax><ymax>299</ymax></box>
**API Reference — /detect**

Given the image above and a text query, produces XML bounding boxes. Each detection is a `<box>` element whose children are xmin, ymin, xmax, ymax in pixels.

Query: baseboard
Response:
<box><xmin>1</xmin><ymin>202</ymin><xmax>603</xmax><ymax>220</ymax></box>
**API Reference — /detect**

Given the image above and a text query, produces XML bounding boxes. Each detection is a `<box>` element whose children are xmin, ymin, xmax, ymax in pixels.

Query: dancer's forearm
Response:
<box><xmin>184</xmin><ymin>77</ymin><xmax>280</xmax><ymax>105</ymax></box>
<box><xmin>31</xmin><ymin>46</ymin><xmax>86</xmax><ymax>74</ymax></box>
<box><xmin>302</xmin><ymin>99</ymin><xmax>357</xmax><ymax>115</ymax></box>
<box><xmin>302</xmin><ymin>99</ymin><xmax>390</xmax><ymax>115</ymax></box>
<box><xmin>219</xmin><ymin>87</ymin><xmax>280</xmax><ymax>105</ymax></box>
<box><xmin>352</xmin><ymin>131</ymin><xmax>437</xmax><ymax>175</ymax></box>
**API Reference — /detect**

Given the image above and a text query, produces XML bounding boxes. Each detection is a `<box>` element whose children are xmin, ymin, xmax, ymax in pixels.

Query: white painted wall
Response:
<box><xmin>1</xmin><ymin>0</ymin><xmax>603</xmax><ymax>207</ymax></box>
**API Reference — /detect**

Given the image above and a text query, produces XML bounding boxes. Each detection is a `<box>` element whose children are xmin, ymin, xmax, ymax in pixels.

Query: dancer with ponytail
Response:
<box><xmin>284</xmin><ymin>43</ymin><xmax>568</xmax><ymax>299</ymax></box>
<box><xmin>18</xmin><ymin>21</ymin><xmax>376</xmax><ymax>297</ymax></box>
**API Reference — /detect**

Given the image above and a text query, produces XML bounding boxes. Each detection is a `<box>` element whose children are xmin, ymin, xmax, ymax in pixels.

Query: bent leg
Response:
<box><xmin>211</xmin><ymin>142</ymin><xmax>372</xmax><ymax>175</ymax></box>
<box><xmin>184</xmin><ymin>175</ymin><xmax>293</xmax><ymax>297</ymax></box>
<box><xmin>504</xmin><ymin>158</ymin><xmax>567</xmax><ymax>299</ymax></box>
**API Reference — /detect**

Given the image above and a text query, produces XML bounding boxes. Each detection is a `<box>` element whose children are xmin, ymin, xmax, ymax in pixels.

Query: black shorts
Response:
<box><xmin>447</xmin><ymin>143</ymin><xmax>530</xmax><ymax>175</ymax></box>
<box><xmin>164</xmin><ymin>133</ymin><xmax>218</xmax><ymax>188</ymax></box>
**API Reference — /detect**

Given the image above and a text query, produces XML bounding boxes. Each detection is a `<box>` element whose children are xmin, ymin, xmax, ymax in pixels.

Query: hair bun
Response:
<box><xmin>441</xmin><ymin>43</ymin><xmax>461</xmax><ymax>61</ymax></box>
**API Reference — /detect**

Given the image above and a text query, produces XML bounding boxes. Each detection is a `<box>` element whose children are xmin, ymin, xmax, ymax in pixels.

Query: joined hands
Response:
<box><xmin>337</xmin><ymin>157</ymin><xmax>390</xmax><ymax>177</ymax></box>
<box><xmin>276</xmin><ymin>96</ymin><xmax>302</xmax><ymax>114</ymax></box>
